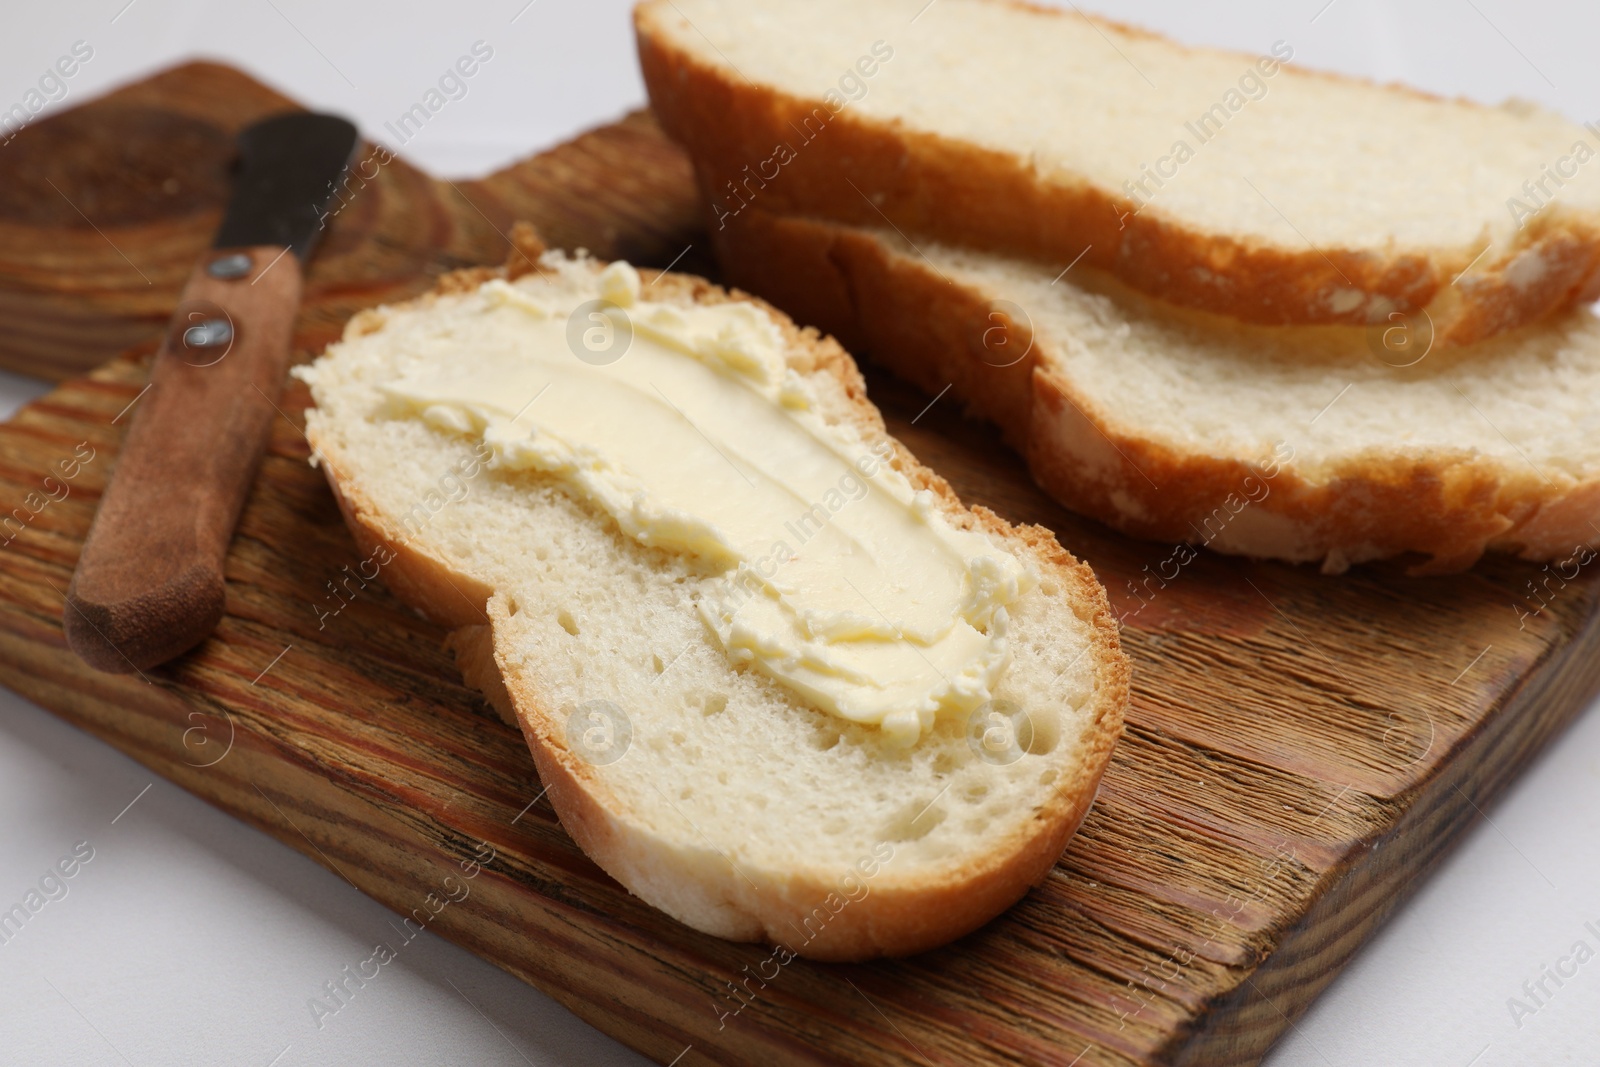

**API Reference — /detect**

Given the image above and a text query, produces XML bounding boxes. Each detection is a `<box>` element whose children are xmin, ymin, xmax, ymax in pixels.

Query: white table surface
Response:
<box><xmin>4</xmin><ymin>2</ymin><xmax>1600</xmax><ymax>1064</ymax></box>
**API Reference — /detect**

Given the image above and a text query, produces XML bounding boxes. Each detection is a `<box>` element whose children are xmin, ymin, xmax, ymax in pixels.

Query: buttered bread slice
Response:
<box><xmin>298</xmin><ymin>231</ymin><xmax>1127</xmax><ymax>959</ymax></box>
<box><xmin>637</xmin><ymin>0</ymin><xmax>1600</xmax><ymax>346</ymax></box>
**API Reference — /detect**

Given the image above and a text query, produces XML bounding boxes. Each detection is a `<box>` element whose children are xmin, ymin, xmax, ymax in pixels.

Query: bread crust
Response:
<box><xmin>634</xmin><ymin>0</ymin><xmax>1600</xmax><ymax>348</ymax></box>
<box><xmin>306</xmin><ymin>252</ymin><xmax>1128</xmax><ymax>960</ymax></box>
<box><xmin>709</xmin><ymin>205</ymin><xmax>1600</xmax><ymax>575</ymax></box>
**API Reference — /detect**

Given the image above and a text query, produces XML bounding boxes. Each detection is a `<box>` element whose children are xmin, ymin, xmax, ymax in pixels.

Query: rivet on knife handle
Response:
<box><xmin>65</xmin><ymin>111</ymin><xmax>357</xmax><ymax>672</ymax></box>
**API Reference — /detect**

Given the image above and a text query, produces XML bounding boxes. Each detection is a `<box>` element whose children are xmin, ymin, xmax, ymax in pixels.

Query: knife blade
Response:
<box><xmin>65</xmin><ymin>111</ymin><xmax>358</xmax><ymax>673</ymax></box>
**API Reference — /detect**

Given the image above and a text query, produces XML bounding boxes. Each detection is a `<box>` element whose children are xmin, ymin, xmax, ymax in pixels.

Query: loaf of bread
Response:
<box><xmin>297</xmin><ymin>230</ymin><xmax>1128</xmax><ymax>959</ymax></box>
<box><xmin>637</xmin><ymin>0</ymin><xmax>1600</xmax><ymax>346</ymax></box>
<box><xmin>711</xmin><ymin>206</ymin><xmax>1600</xmax><ymax>574</ymax></box>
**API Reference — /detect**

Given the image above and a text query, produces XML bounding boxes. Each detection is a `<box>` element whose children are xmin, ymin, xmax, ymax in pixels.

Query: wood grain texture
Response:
<box><xmin>0</xmin><ymin>61</ymin><xmax>712</xmax><ymax>382</ymax></box>
<box><xmin>1</xmin><ymin>62</ymin><xmax>1598</xmax><ymax>1067</ymax></box>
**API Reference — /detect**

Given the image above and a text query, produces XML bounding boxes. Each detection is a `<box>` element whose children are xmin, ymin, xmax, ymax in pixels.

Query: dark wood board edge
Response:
<box><xmin>1176</xmin><ymin>607</ymin><xmax>1600</xmax><ymax>1064</ymax></box>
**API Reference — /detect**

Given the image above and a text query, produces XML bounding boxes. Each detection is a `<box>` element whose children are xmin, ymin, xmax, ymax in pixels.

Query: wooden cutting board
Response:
<box><xmin>3</xmin><ymin>62</ymin><xmax>1598</xmax><ymax>1067</ymax></box>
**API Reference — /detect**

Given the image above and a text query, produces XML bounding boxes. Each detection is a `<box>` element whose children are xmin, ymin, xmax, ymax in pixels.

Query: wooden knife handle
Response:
<box><xmin>65</xmin><ymin>245</ymin><xmax>303</xmax><ymax>672</ymax></box>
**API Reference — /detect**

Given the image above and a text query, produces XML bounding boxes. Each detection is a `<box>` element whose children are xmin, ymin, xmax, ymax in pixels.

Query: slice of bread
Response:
<box><xmin>710</xmin><ymin>205</ymin><xmax>1600</xmax><ymax>575</ymax></box>
<box><xmin>637</xmin><ymin>0</ymin><xmax>1600</xmax><ymax>346</ymax></box>
<box><xmin>297</xmin><ymin>230</ymin><xmax>1128</xmax><ymax>960</ymax></box>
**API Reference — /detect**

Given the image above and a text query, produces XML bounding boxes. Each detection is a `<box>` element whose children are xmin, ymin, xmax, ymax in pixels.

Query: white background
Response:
<box><xmin>3</xmin><ymin>2</ymin><xmax>1600</xmax><ymax>1064</ymax></box>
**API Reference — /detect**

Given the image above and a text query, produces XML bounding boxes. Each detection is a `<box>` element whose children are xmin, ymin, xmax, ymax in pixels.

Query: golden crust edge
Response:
<box><xmin>633</xmin><ymin>0</ymin><xmax>1600</xmax><ymax>347</ymax></box>
<box><xmin>706</xmin><ymin>203</ymin><xmax>1600</xmax><ymax>575</ymax></box>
